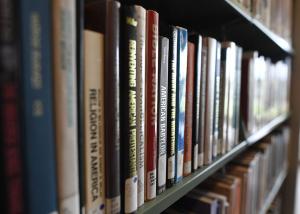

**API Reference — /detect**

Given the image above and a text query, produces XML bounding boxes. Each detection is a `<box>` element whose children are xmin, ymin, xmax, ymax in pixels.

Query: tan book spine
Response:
<box><xmin>84</xmin><ymin>30</ymin><xmax>105</xmax><ymax>214</ymax></box>
<box><xmin>53</xmin><ymin>0</ymin><xmax>80</xmax><ymax>213</ymax></box>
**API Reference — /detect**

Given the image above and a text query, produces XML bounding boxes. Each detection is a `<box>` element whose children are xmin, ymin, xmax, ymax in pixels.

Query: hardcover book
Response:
<box><xmin>0</xmin><ymin>0</ymin><xmax>24</xmax><ymax>213</ymax></box>
<box><xmin>84</xmin><ymin>30</ymin><xmax>105</xmax><ymax>214</ymax></box>
<box><xmin>183</xmin><ymin>42</ymin><xmax>195</xmax><ymax>176</ymax></box>
<box><xmin>157</xmin><ymin>36</ymin><xmax>169</xmax><ymax>194</ymax></box>
<box><xmin>199</xmin><ymin>37</ymin><xmax>208</xmax><ymax>167</ymax></box>
<box><xmin>145</xmin><ymin>10</ymin><xmax>159</xmax><ymax>201</ymax></box>
<box><xmin>53</xmin><ymin>0</ymin><xmax>80</xmax><ymax>212</ymax></box>
<box><xmin>175</xmin><ymin>26</ymin><xmax>188</xmax><ymax>182</ymax></box>
<box><xmin>166</xmin><ymin>26</ymin><xmax>178</xmax><ymax>187</ymax></box>
<box><xmin>204</xmin><ymin>38</ymin><xmax>217</xmax><ymax>165</ymax></box>
<box><xmin>135</xmin><ymin>5</ymin><xmax>146</xmax><ymax>207</ymax></box>
<box><xmin>120</xmin><ymin>6</ymin><xmax>138</xmax><ymax>213</ymax></box>
<box><xmin>19</xmin><ymin>0</ymin><xmax>58</xmax><ymax>213</ymax></box>
<box><xmin>190</xmin><ymin>35</ymin><xmax>202</xmax><ymax>172</ymax></box>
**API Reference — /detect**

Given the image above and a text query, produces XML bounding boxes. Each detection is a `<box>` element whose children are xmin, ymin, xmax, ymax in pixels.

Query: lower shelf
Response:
<box><xmin>259</xmin><ymin>166</ymin><xmax>288</xmax><ymax>214</ymax></box>
<box><xmin>138</xmin><ymin>113</ymin><xmax>289</xmax><ymax>213</ymax></box>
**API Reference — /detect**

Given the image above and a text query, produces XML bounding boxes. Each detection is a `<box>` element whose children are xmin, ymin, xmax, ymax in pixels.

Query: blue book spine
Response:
<box><xmin>175</xmin><ymin>27</ymin><xmax>188</xmax><ymax>182</ymax></box>
<box><xmin>20</xmin><ymin>1</ymin><xmax>58</xmax><ymax>214</ymax></box>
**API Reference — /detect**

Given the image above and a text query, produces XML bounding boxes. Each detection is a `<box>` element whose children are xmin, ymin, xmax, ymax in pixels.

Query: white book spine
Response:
<box><xmin>53</xmin><ymin>0</ymin><xmax>80</xmax><ymax>213</ymax></box>
<box><xmin>135</xmin><ymin>6</ymin><xmax>146</xmax><ymax>208</ymax></box>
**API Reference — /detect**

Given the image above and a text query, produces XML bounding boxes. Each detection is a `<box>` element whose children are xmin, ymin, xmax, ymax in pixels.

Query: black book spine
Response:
<box><xmin>120</xmin><ymin>6</ymin><xmax>138</xmax><ymax>214</ymax></box>
<box><xmin>157</xmin><ymin>36</ymin><xmax>169</xmax><ymax>194</ymax></box>
<box><xmin>105</xmin><ymin>1</ymin><xmax>121</xmax><ymax>213</ymax></box>
<box><xmin>76</xmin><ymin>0</ymin><xmax>84</xmax><ymax>212</ymax></box>
<box><xmin>167</xmin><ymin>26</ymin><xmax>177</xmax><ymax>188</ymax></box>
<box><xmin>190</xmin><ymin>35</ymin><xmax>202</xmax><ymax>172</ymax></box>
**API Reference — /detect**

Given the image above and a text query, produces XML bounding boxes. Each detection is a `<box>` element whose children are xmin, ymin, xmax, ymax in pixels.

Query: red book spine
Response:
<box><xmin>183</xmin><ymin>42</ymin><xmax>195</xmax><ymax>176</ymax></box>
<box><xmin>145</xmin><ymin>10</ymin><xmax>159</xmax><ymax>201</ymax></box>
<box><xmin>1</xmin><ymin>83</ymin><xmax>24</xmax><ymax>214</ymax></box>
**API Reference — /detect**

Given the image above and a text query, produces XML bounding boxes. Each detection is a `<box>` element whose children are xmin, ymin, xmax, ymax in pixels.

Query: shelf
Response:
<box><xmin>146</xmin><ymin>0</ymin><xmax>293</xmax><ymax>61</ymax></box>
<box><xmin>247</xmin><ymin>113</ymin><xmax>290</xmax><ymax>145</ymax></box>
<box><xmin>138</xmin><ymin>113</ymin><xmax>289</xmax><ymax>213</ymax></box>
<box><xmin>137</xmin><ymin>141</ymin><xmax>248</xmax><ymax>214</ymax></box>
<box><xmin>259</xmin><ymin>166</ymin><xmax>288</xmax><ymax>214</ymax></box>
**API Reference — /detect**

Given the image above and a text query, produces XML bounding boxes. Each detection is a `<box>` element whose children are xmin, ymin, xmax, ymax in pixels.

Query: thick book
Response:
<box><xmin>0</xmin><ymin>0</ymin><xmax>24</xmax><ymax>213</ymax></box>
<box><xmin>175</xmin><ymin>26</ymin><xmax>188</xmax><ymax>182</ymax></box>
<box><xmin>183</xmin><ymin>42</ymin><xmax>195</xmax><ymax>176</ymax></box>
<box><xmin>145</xmin><ymin>10</ymin><xmax>159</xmax><ymax>201</ymax></box>
<box><xmin>166</xmin><ymin>26</ymin><xmax>178</xmax><ymax>187</ymax></box>
<box><xmin>212</xmin><ymin>42</ymin><xmax>222</xmax><ymax>158</ymax></box>
<box><xmin>19</xmin><ymin>0</ymin><xmax>58</xmax><ymax>213</ymax></box>
<box><xmin>84</xmin><ymin>30</ymin><xmax>105</xmax><ymax>214</ymax></box>
<box><xmin>135</xmin><ymin>5</ymin><xmax>146</xmax><ymax>207</ymax></box>
<box><xmin>157</xmin><ymin>36</ymin><xmax>169</xmax><ymax>194</ymax></box>
<box><xmin>199</xmin><ymin>38</ymin><xmax>208</xmax><ymax>167</ymax></box>
<box><xmin>104</xmin><ymin>1</ymin><xmax>121</xmax><ymax>213</ymax></box>
<box><xmin>189</xmin><ymin>35</ymin><xmax>202</xmax><ymax>172</ymax></box>
<box><xmin>53</xmin><ymin>0</ymin><xmax>80</xmax><ymax>212</ymax></box>
<box><xmin>120</xmin><ymin>6</ymin><xmax>138</xmax><ymax>213</ymax></box>
<box><xmin>204</xmin><ymin>38</ymin><xmax>217</xmax><ymax>165</ymax></box>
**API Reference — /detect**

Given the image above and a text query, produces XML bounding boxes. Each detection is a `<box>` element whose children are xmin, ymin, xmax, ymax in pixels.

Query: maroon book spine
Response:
<box><xmin>145</xmin><ymin>10</ymin><xmax>159</xmax><ymax>201</ymax></box>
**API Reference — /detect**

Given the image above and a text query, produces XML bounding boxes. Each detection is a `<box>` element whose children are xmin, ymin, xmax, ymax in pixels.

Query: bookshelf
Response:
<box><xmin>138</xmin><ymin>114</ymin><xmax>289</xmax><ymax>213</ymax></box>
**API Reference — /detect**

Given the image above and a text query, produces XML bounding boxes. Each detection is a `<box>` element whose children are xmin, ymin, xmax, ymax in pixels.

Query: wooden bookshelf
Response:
<box><xmin>138</xmin><ymin>114</ymin><xmax>289</xmax><ymax>213</ymax></box>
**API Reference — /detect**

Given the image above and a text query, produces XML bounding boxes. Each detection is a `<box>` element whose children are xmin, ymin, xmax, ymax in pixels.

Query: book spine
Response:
<box><xmin>204</xmin><ymin>38</ymin><xmax>217</xmax><ymax>165</ymax></box>
<box><xmin>0</xmin><ymin>0</ymin><xmax>24</xmax><ymax>213</ymax></box>
<box><xmin>166</xmin><ymin>26</ymin><xmax>177</xmax><ymax>187</ymax></box>
<box><xmin>19</xmin><ymin>1</ymin><xmax>58</xmax><ymax>213</ymax></box>
<box><xmin>234</xmin><ymin>47</ymin><xmax>243</xmax><ymax>145</ymax></box>
<box><xmin>135</xmin><ymin>5</ymin><xmax>146</xmax><ymax>207</ymax></box>
<box><xmin>183</xmin><ymin>42</ymin><xmax>195</xmax><ymax>176</ymax></box>
<box><xmin>219</xmin><ymin>46</ymin><xmax>227</xmax><ymax>155</ymax></box>
<box><xmin>212</xmin><ymin>42</ymin><xmax>221</xmax><ymax>158</ymax></box>
<box><xmin>53</xmin><ymin>0</ymin><xmax>80</xmax><ymax>213</ymax></box>
<box><xmin>145</xmin><ymin>10</ymin><xmax>158</xmax><ymax>201</ymax></box>
<box><xmin>83</xmin><ymin>30</ymin><xmax>105</xmax><ymax>214</ymax></box>
<box><xmin>120</xmin><ymin>6</ymin><xmax>138</xmax><ymax>213</ymax></box>
<box><xmin>105</xmin><ymin>1</ymin><xmax>121</xmax><ymax>213</ymax></box>
<box><xmin>157</xmin><ymin>36</ymin><xmax>169</xmax><ymax>194</ymax></box>
<box><xmin>227</xmin><ymin>43</ymin><xmax>237</xmax><ymax>151</ymax></box>
<box><xmin>76</xmin><ymin>0</ymin><xmax>85</xmax><ymax>212</ymax></box>
<box><xmin>198</xmin><ymin>38</ymin><xmax>208</xmax><ymax>167</ymax></box>
<box><xmin>191</xmin><ymin>35</ymin><xmax>202</xmax><ymax>172</ymax></box>
<box><xmin>175</xmin><ymin>27</ymin><xmax>188</xmax><ymax>182</ymax></box>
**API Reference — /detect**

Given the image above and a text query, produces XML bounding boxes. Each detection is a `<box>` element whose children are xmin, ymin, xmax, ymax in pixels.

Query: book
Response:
<box><xmin>204</xmin><ymin>38</ymin><xmax>217</xmax><ymax>165</ymax></box>
<box><xmin>199</xmin><ymin>37</ymin><xmax>208</xmax><ymax>167</ymax></box>
<box><xmin>135</xmin><ymin>5</ymin><xmax>146</xmax><ymax>207</ymax></box>
<box><xmin>157</xmin><ymin>36</ymin><xmax>169</xmax><ymax>194</ymax></box>
<box><xmin>120</xmin><ymin>6</ymin><xmax>138</xmax><ymax>213</ymax></box>
<box><xmin>212</xmin><ymin>42</ymin><xmax>221</xmax><ymax>158</ymax></box>
<box><xmin>76</xmin><ymin>0</ymin><xmax>85</xmax><ymax>212</ymax></box>
<box><xmin>190</xmin><ymin>35</ymin><xmax>202</xmax><ymax>172</ymax></box>
<box><xmin>104</xmin><ymin>1</ymin><xmax>121</xmax><ymax>213</ymax></box>
<box><xmin>175</xmin><ymin>26</ymin><xmax>188</xmax><ymax>182</ymax></box>
<box><xmin>166</xmin><ymin>26</ymin><xmax>178</xmax><ymax>187</ymax></box>
<box><xmin>183</xmin><ymin>41</ymin><xmax>195</xmax><ymax>176</ymax></box>
<box><xmin>83</xmin><ymin>30</ymin><xmax>105</xmax><ymax>214</ymax></box>
<box><xmin>145</xmin><ymin>10</ymin><xmax>159</xmax><ymax>201</ymax></box>
<box><xmin>19</xmin><ymin>0</ymin><xmax>58</xmax><ymax>213</ymax></box>
<box><xmin>0</xmin><ymin>0</ymin><xmax>24</xmax><ymax>213</ymax></box>
<box><xmin>53</xmin><ymin>0</ymin><xmax>80</xmax><ymax>212</ymax></box>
